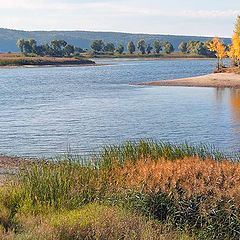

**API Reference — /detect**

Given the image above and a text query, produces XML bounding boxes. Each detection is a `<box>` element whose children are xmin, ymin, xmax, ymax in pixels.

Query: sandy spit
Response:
<box><xmin>139</xmin><ymin>73</ymin><xmax>240</xmax><ymax>88</ymax></box>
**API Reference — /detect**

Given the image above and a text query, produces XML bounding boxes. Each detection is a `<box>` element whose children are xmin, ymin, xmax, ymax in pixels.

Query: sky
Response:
<box><xmin>0</xmin><ymin>0</ymin><xmax>239</xmax><ymax>37</ymax></box>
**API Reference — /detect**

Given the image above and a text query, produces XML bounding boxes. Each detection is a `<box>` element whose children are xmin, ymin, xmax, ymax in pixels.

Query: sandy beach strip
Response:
<box><xmin>140</xmin><ymin>73</ymin><xmax>240</xmax><ymax>88</ymax></box>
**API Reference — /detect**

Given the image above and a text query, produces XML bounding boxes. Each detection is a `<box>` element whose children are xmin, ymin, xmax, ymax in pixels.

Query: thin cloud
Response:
<box><xmin>0</xmin><ymin>0</ymin><xmax>238</xmax><ymax>19</ymax></box>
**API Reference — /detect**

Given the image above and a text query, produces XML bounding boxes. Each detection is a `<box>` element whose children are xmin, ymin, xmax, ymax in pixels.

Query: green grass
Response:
<box><xmin>98</xmin><ymin>140</ymin><xmax>227</xmax><ymax>167</ymax></box>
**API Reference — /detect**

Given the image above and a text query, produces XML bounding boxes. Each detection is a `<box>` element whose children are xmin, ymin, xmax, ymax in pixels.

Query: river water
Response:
<box><xmin>0</xmin><ymin>59</ymin><xmax>239</xmax><ymax>157</ymax></box>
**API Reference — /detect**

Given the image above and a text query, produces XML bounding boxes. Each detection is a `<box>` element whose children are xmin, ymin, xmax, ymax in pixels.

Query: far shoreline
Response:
<box><xmin>0</xmin><ymin>63</ymin><xmax>108</xmax><ymax>69</ymax></box>
<box><xmin>93</xmin><ymin>57</ymin><xmax>214</xmax><ymax>61</ymax></box>
<box><xmin>137</xmin><ymin>73</ymin><xmax>240</xmax><ymax>89</ymax></box>
<box><xmin>0</xmin><ymin>56</ymin><xmax>214</xmax><ymax>68</ymax></box>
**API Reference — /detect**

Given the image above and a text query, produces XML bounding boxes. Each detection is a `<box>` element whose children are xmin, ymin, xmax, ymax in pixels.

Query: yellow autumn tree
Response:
<box><xmin>207</xmin><ymin>37</ymin><xmax>226</xmax><ymax>70</ymax></box>
<box><xmin>235</xmin><ymin>15</ymin><xmax>240</xmax><ymax>36</ymax></box>
<box><xmin>228</xmin><ymin>32</ymin><xmax>240</xmax><ymax>67</ymax></box>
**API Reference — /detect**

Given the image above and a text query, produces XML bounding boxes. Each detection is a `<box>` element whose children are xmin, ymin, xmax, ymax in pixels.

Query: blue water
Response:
<box><xmin>0</xmin><ymin>59</ymin><xmax>240</xmax><ymax>157</ymax></box>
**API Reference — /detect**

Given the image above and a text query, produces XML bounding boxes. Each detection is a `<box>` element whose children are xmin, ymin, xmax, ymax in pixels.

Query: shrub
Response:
<box><xmin>48</xmin><ymin>203</ymin><xmax>184</xmax><ymax>240</ymax></box>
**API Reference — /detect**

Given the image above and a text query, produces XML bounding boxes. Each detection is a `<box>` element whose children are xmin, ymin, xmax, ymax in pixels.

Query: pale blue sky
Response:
<box><xmin>0</xmin><ymin>0</ymin><xmax>239</xmax><ymax>37</ymax></box>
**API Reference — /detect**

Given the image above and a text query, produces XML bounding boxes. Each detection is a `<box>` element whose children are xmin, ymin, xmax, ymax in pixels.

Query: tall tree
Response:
<box><xmin>146</xmin><ymin>44</ymin><xmax>153</xmax><ymax>54</ymax></box>
<box><xmin>153</xmin><ymin>40</ymin><xmax>162</xmax><ymax>54</ymax></box>
<box><xmin>178</xmin><ymin>42</ymin><xmax>187</xmax><ymax>53</ymax></box>
<box><xmin>127</xmin><ymin>41</ymin><xmax>135</xmax><ymax>54</ymax></box>
<box><xmin>29</xmin><ymin>39</ymin><xmax>37</xmax><ymax>50</ymax></box>
<box><xmin>103</xmin><ymin>42</ymin><xmax>115</xmax><ymax>53</ymax></box>
<box><xmin>137</xmin><ymin>40</ymin><xmax>146</xmax><ymax>54</ymax></box>
<box><xmin>163</xmin><ymin>42</ymin><xmax>174</xmax><ymax>54</ymax></box>
<box><xmin>207</xmin><ymin>37</ymin><xmax>226</xmax><ymax>69</ymax></box>
<box><xmin>64</xmin><ymin>44</ymin><xmax>75</xmax><ymax>56</ymax></box>
<box><xmin>91</xmin><ymin>40</ymin><xmax>105</xmax><ymax>52</ymax></box>
<box><xmin>34</xmin><ymin>45</ymin><xmax>45</xmax><ymax>56</ymax></box>
<box><xmin>228</xmin><ymin>33</ymin><xmax>240</xmax><ymax>67</ymax></box>
<box><xmin>235</xmin><ymin>15</ymin><xmax>240</xmax><ymax>36</ymax></box>
<box><xmin>116</xmin><ymin>44</ymin><xmax>124</xmax><ymax>54</ymax></box>
<box><xmin>23</xmin><ymin>40</ymin><xmax>33</xmax><ymax>53</ymax></box>
<box><xmin>16</xmin><ymin>39</ymin><xmax>25</xmax><ymax>52</ymax></box>
<box><xmin>50</xmin><ymin>40</ymin><xmax>67</xmax><ymax>56</ymax></box>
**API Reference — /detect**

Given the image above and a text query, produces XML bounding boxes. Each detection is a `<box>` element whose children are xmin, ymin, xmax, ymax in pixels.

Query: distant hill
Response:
<box><xmin>0</xmin><ymin>28</ymin><xmax>231</xmax><ymax>52</ymax></box>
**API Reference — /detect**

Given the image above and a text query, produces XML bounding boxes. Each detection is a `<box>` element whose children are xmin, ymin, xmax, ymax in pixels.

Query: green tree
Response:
<box><xmin>186</xmin><ymin>41</ymin><xmax>194</xmax><ymax>53</ymax></box>
<box><xmin>91</xmin><ymin>40</ymin><xmax>105</xmax><ymax>52</ymax></box>
<box><xmin>103</xmin><ymin>42</ymin><xmax>115</xmax><ymax>53</ymax></box>
<box><xmin>16</xmin><ymin>39</ymin><xmax>25</xmax><ymax>52</ymax></box>
<box><xmin>50</xmin><ymin>40</ymin><xmax>67</xmax><ymax>49</ymax></box>
<box><xmin>186</xmin><ymin>41</ymin><xmax>210</xmax><ymax>56</ymax></box>
<box><xmin>204</xmin><ymin>41</ymin><xmax>215</xmax><ymax>57</ymax></box>
<box><xmin>146</xmin><ymin>44</ymin><xmax>153</xmax><ymax>54</ymax></box>
<box><xmin>23</xmin><ymin>40</ymin><xmax>33</xmax><ymax>53</ymax></box>
<box><xmin>178</xmin><ymin>42</ymin><xmax>187</xmax><ymax>53</ymax></box>
<box><xmin>137</xmin><ymin>39</ymin><xmax>147</xmax><ymax>54</ymax></box>
<box><xmin>194</xmin><ymin>42</ymin><xmax>207</xmax><ymax>55</ymax></box>
<box><xmin>163</xmin><ymin>42</ymin><xmax>174</xmax><ymax>54</ymax></box>
<box><xmin>74</xmin><ymin>47</ymin><xmax>84</xmax><ymax>54</ymax></box>
<box><xmin>187</xmin><ymin>41</ymin><xmax>202</xmax><ymax>54</ymax></box>
<box><xmin>127</xmin><ymin>41</ymin><xmax>135</xmax><ymax>54</ymax></box>
<box><xmin>153</xmin><ymin>40</ymin><xmax>162</xmax><ymax>54</ymax></box>
<box><xmin>64</xmin><ymin>44</ymin><xmax>75</xmax><ymax>56</ymax></box>
<box><xmin>29</xmin><ymin>39</ymin><xmax>37</xmax><ymax>52</ymax></box>
<box><xmin>42</xmin><ymin>44</ymin><xmax>51</xmax><ymax>55</ymax></box>
<box><xmin>34</xmin><ymin>45</ymin><xmax>45</xmax><ymax>56</ymax></box>
<box><xmin>116</xmin><ymin>44</ymin><xmax>124</xmax><ymax>54</ymax></box>
<box><xmin>50</xmin><ymin>40</ymin><xmax>67</xmax><ymax>56</ymax></box>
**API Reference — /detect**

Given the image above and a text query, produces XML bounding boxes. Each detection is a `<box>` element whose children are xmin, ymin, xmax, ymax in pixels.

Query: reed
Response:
<box><xmin>98</xmin><ymin>140</ymin><xmax>227</xmax><ymax>168</ymax></box>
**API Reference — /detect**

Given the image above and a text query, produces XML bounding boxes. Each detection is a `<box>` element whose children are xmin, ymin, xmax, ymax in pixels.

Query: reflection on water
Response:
<box><xmin>229</xmin><ymin>89</ymin><xmax>240</xmax><ymax>123</ymax></box>
<box><xmin>215</xmin><ymin>88</ymin><xmax>240</xmax><ymax>123</ymax></box>
<box><xmin>215</xmin><ymin>88</ymin><xmax>240</xmax><ymax>141</ymax></box>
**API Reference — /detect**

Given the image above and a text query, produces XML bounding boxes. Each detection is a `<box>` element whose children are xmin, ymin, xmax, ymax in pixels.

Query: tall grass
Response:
<box><xmin>1</xmin><ymin>140</ymin><xmax>240</xmax><ymax>239</ymax></box>
<box><xmin>98</xmin><ymin>140</ymin><xmax>226</xmax><ymax>168</ymax></box>
<box><xmin>19</xmin><ymin>159</ymin><xmax>105</xmax><ymax>210</ymax></box>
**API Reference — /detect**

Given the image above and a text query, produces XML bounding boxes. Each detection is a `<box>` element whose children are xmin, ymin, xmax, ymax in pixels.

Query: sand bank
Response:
<box><xmin>140</xmin><ymin>73</ymin><xmax>240</xmax><ymax>88</ymax></box>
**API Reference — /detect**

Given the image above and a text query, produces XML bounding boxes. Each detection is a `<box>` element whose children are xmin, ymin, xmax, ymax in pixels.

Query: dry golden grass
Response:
<box><xmin>0</xmin><ymin>53</ymin><xmax>71</xmax><ymax>61</ymax></box>
<box><xmin>216</xmin><ymin>66</ymin><xmax>240</xmax><ymax>74</ymax></box>
<box><xmin>110</xmin><ymin>157</ymin><xmax>240</xmax><ymax>200</ymax></box>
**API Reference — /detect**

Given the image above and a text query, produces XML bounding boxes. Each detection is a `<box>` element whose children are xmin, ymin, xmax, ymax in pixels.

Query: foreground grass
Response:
<box><xmin>0</xmin><ymin>140</ymin><xmax>240</xmax><ymax>239</ymax></box>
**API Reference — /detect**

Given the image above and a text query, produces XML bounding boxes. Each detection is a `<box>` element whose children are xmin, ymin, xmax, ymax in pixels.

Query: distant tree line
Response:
<box><xmin>91</xmin><ymin>39</ymin><xmax>175</xmax><ymax>54</ymax></box>
<box><xmin>91</xmin><ymin>39</ymin><xmax>216</xmax><ymax>56</ymax></box>
<box><xmin>16</xmin><ymin>39</ymin><xmax>85</xmax><ymax>57</ymax></box>
<box><xmin>178</xmin><ymin>41</ymin><xmax>215</xmax><ymax>57</ymax></box>
<box><xmin>16</xmin><ymin>38</ymin><xmax>219</xmax><ymax>58</ymax></box>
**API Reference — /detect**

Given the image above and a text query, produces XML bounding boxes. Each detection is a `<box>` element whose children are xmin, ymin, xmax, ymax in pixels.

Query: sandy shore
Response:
<box><xmin>140</xmin><ymin>73</ymin><xmax>240</xmax><ymax>88</ymax></box>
